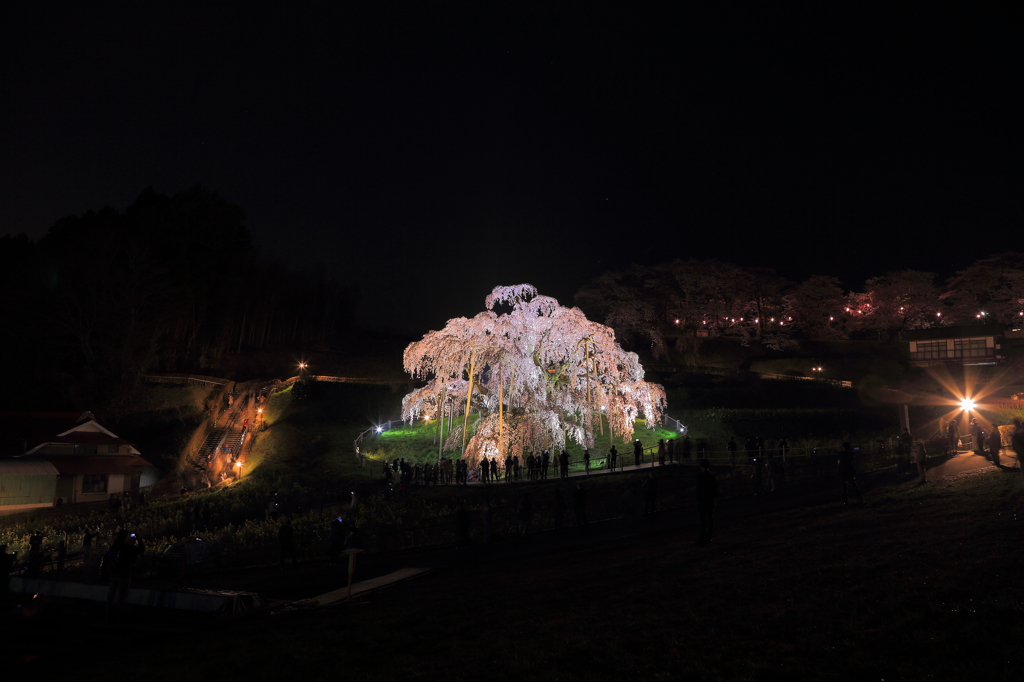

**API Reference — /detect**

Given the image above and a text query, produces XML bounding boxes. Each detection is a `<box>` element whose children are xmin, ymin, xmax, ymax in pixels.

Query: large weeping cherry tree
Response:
<box><xmin>402</xmin><ymin>284</ymin><xmax>667</xmax><ymax>465</ymax></box>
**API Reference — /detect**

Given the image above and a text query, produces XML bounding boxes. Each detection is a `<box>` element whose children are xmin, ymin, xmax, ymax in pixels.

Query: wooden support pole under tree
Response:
<box><xmin>436</xmin><ymin>382</ymin><xmax>447</xmax><ymax>460</ymax></box>
<box><xmin>497</xmin><ymin>367</ymin><xmax>504</xmax><ymax>458</ymax></box>
<box><xmin>462</xmin><ymin>350</ymin><xmax>476</xmax><ymax>456</ymax></box>
<box><xmin>585</xmin><ymin>338</ymin><xmax>593</xmax><ymax>406</ymax></box>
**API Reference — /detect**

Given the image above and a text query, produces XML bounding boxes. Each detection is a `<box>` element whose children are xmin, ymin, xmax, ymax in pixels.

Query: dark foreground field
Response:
<box><xmin>7</xmin><ymin>468</ymin><xmax>1024</xmax><ymax>682</ymax></box>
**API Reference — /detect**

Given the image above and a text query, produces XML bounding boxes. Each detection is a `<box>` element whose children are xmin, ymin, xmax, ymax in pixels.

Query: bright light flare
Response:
<box><xmin>960</xmin><ymin>397</ymin><xmax>976</xmax><ymax>411</ymax></box>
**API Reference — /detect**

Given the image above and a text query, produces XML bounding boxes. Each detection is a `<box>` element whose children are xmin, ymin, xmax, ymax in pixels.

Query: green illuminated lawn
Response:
<box><xmin>359</xmin><ymin>416</ymin><xmax>678</xmax><ymax>464</ymax></box>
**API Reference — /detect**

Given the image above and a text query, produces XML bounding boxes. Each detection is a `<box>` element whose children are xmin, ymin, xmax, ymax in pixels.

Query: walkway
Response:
<box><xmin>923</xmin><ymin>445</ymin><xmax>1020</xmax><ymax>479</ymax></box>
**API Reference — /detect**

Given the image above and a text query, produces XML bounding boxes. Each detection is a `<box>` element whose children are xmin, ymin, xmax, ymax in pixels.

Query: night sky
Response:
<box><xmin>2</xmin><ymin>5</ymin><xmax>1019</xmax><ymax>335</ymax></box>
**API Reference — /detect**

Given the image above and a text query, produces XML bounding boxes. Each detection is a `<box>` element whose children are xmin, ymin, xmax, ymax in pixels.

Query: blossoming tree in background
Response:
<box><xmin>402</xmin><ymin>284</ymin><xmax>667</xmax><ymax>464</ymax></box>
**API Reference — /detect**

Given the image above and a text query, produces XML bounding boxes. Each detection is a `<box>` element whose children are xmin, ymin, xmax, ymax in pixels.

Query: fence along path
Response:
<box><xmin>354</xmin><ymin>415</ymin><xmax>905</xmax><ymax>480</ymax></box>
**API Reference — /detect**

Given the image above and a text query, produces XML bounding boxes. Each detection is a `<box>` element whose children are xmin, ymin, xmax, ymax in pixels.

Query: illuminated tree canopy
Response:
<box><xmin>402</xmin><ymin>284</ymin><xmax>667</xmax><ymax>464</ymax></box>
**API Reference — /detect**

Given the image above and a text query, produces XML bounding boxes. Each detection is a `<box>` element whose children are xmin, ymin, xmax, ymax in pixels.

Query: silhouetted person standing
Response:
<box><xmin>482</xmin><ymin>500</ymin><xmax>494</xmax><ymax>544</ymax></box>
<box><xmin>750</xmin><ymin>456</ymin><xmax>763</xmax><ymax>496</ymax></box>
<box><xmin>642</xmin><ymin>474</ymin><xmax>657</xmax><ymax>516</ymax></box>
<box><xmin>517</xmin><ymin>493</ymin><xmax>533</xmax><ymax>536</ymax></box>
<box><xmin>82</xmin><ymin>527</ymin><xmax>99</xmax><ymax>559</ymax></box>
<box><xmin>541</xmin><ymin>450</ymin><xmax>550</xmax><ymax>480</ymax></box>
<box><xmin>696</xmin><ymin>459</ymin><xmax>717</xmax><ymax>544</ymax></box>
<box><xmin>763</xmin><ymin>456</ymin><xmax>775</xmax><ymax>493</ymax></box>
<box><xmin>330</xmin><ymin>516</ymin><xmax>347</xmax><ymax>565</ymax></box>
<box><xmin>609</xmin><ymin>445</ymin><xmax>618</xmax><ymax>472</ymax></box>
<box><xmin>898</xmin><ymin>428</ymin><xmax>913</xmax><ymax>473</ymax></box>
<box><xmin>916</xmin><ymin>442</ymin><xmax>928</xmax><ymax>483</ymax></box>
<box><xmin>559</xmin><ymin>450</ymin><xmax>570</xmax><ymax>479</ymax></box>
<box><xmin>970</xmin><ymin>418</ymin><xmax>983</xmax><ymax>456</ymax></box>
<box><xmin>1012</xmin><ymin>419</ymin><xmax>1024</xmax><ymax>484</ymax></box>
<box><xmin>633</xmin><ymin>439</ymin><xmax>643</xmax><ymax>467</ymax></box>
<box><xmin>947</xmin><ymin>420</ymin><xmax>961</xmax><ymax>456</ymax></box>
<box><xmin>27</xmin><ymin>530</ymin><xmax>44</xmax><ymax>577</ymax></box>
<box><xmin>105</xmin><ymin>530</ymin><xmax>145</xmax><ymax>623</ymax></box>
<box><xmin>553</xmin><ymin>490</ymin><xmax>565</xmax><ymax>535</ymax></box>
<box><xmin>583</xmin><ymin>449</ymin><xmax>591</xmax><ymax>475</ymax></box>
<box><xmin>838</xmin><ymin>442</ymin><xmax>863</xmax><ymax>505</ymax></box>
<box><xmin>657</xmin><ymin>439</ymin><xmax>666</xmax><ymax>466</ymax></box>
<box><xmin>278</xmin><ymin>518</ymin><xmax>297</xmax><ymax>569</ymax></box>
<box><xmin>988</xmin><ymin>424</ymin><xmax>1002</xmax><ymax>467</ymax></box>
<box><xmin>0</xmin><ymin>544</ymin><xmax>14</xmax><ymax>597</ymax></box>
<box><xmin>573</xmin><ymin>482</ymin><xmax>589</xmax><ymax>527</ymax></box>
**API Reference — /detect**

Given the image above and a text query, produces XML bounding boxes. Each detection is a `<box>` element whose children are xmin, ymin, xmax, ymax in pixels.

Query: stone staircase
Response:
<box><xmin>221</xmin><ymin>431</ymin><xmax>243</xmax><ymax>458</ymax></box>
<box><xmin>188</xmin><ymin>429</ymin><xmax>226</xmax><ymax>472</ymax></box>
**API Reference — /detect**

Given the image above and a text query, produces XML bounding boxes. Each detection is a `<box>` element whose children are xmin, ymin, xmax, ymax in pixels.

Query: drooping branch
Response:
<box><xmin>403</xmin><ymin>284</ymin><xmax>667</xmax><ymax>464</ymax></box>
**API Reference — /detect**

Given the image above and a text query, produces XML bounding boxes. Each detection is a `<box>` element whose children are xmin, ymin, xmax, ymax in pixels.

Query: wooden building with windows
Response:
<box><xmin>0</xmin><ymin>411</ymin><xmax>159</xmax><ymax>507</ymax></box>
<box><xmin>905</xmin><ymin>324</ymin><xmax>1005</xmax><ymax>367</ymax></box>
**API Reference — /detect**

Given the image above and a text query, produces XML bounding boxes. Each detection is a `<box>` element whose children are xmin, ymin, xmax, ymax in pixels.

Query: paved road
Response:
<box><xmin>923</xmin><ymin>445</ymin><xmax>1019</xmax><ymax>480</ymax></box>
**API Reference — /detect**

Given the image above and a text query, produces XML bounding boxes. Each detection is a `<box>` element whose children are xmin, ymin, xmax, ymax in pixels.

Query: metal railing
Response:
<box><xmin>367</xmin><ymin>439</ymin><xmax>905</xmax><ymax>483</ymax></box>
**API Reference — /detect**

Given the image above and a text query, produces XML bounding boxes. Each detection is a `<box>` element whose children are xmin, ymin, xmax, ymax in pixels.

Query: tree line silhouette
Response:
<box><xmin>574</xmin><ymin>256</ymin><xmax>1024</xmax><ymax>356</ymax></box>
<box><xmin>0</xmin><ymin>186</ymin><xmax>355</xmax><ymax>411</ymax></box>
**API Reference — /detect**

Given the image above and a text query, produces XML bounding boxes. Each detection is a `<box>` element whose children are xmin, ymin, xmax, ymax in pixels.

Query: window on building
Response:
<box><xmin>914</xmin><ymin>340</ymin><xmax>947</xmax><ymax>360</ymax></box>
<box><xmin>74</xmin><ymin>444</ymin><xmax>98</xmax><ymax>455</ymax></box>
<box><xmin>82</xmin><ymin>473</ymin><xmax>108</xmax><ymax>494</ymax></box>
<box><xmin>954</xmin><ymin>338</ymin><xmax>990</xmax><ymax>358</ymax></box>
<box><xmin>107</xmin><ymin>445</ymin><xmax>119</xmax><ymax>453</ymax></box>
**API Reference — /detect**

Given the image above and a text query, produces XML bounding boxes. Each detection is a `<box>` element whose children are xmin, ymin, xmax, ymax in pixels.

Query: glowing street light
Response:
<box><xmin>812</xmin><ymin>366</ymin><xmax>824</xmax><ymax>378</ymax></box>
<box><xmin>960</xmin><ymin>397</ymin><xmax>976</xmax><ymax>412</ymax></box>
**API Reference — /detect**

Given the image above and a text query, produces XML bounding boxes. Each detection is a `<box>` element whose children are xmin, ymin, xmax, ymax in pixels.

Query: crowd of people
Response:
<box><xmin>4</xmin><ymin>418</ymin><xmax>1021</xmax><ymax>625</ymax></box>
<box><xmin>379</xmin><ymin>437</ymin><xmax>721</xmax><ymax>492</ymax></box>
